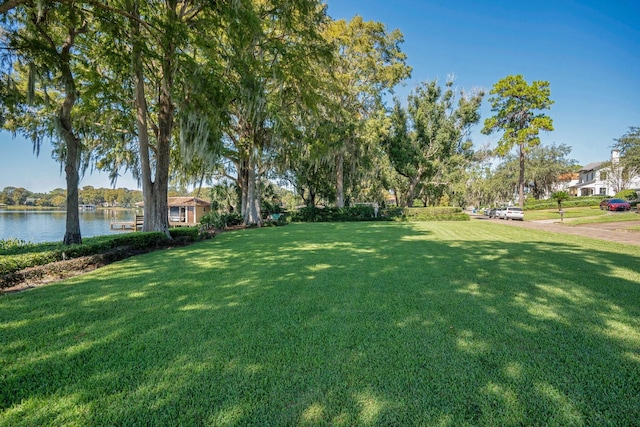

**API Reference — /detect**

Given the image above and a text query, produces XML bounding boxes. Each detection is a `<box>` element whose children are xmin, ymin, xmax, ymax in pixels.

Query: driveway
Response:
<box><xmin>475</xmin><ymin>215</ymin><xmax>640</xmax><ymax>246</ymax></box>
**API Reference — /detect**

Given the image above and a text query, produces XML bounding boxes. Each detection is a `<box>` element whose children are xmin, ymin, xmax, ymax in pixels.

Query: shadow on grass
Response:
<box><xmin>1</xmin><ymin>222</ymin><xmax>639</xmax><ymax>425</ymax></box>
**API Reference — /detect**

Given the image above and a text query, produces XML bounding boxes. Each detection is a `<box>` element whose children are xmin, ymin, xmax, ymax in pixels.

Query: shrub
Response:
<box><xmin>403</xmin><ymin>207</ymin><xmax>470</xmax><ymax>221</ymax></box>
<box><xmin>199</xmin><ymin>212</ymin><xmax>244</xmax><ymax>229</ymax></box>
<box><xmin>525</xmin><ymin>196</ymin><xmax>603</xmax><ymax>210</ymax></box>
<box><xmin>169</xmin><ymin>227</ymin><xmax>201</xmax><ymax>242</ymax></box>
<box><xmin>0</xmin><ymin>232</ymin><xmax>169</xmax><ymax>279</ymax></box>
<box><xmin>221</xmin><ymin>212</ymin><xmax>244</xmax><ymax>227</ymax></box>
<box><xmin>262</xmin><ymin>212</ymin><xmax>289</xmax><ymax>227</ymax></box>
<box><xmin>290</xmin><ymin>206</ymin><xmax>383</xmax><ymax>222</ymax></box>
<box><xmin>290</xmin><ymin>205</ymin><xmax>467</xmax><ymax>222</ymax></box>
<box><xmin>379</xmin><ymin>207</ymin><xmax>404</xmax><ymax>219</ymax></box>
<box><xmin>615</xmin><ymin>189</ymin><xmax>638</xmax><ymax>200</ymax></box>
<box><xmin>199</xmin><ymin>212</ymin><xmax>220</xmax><ymax>229</ymax></box>
<box><xmin>0</xmin><ymin>238</ymin><xmax>29</xmax><ymax>250</ymax></box>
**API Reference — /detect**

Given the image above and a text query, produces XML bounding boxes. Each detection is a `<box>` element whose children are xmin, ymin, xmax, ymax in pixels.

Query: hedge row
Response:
<box><xmin>289</xmin><ymin>205</ymin><xmax>397</xmax><ymax>222</ymax></box>
<box><xmin>525</xmin><ymin>196</ymin><xmax>604</xmax><ymax>210</ymax></box>
<box><xmin>290</xmin><ymin>205</ymin><xmax>469</xmax><ymax>222</ymax></box>
<box><xmin>403</xmin><ymin>207</ymin><xmax>470</xmax><ymax>221</ymax></box>
<box><xmin>0</xmin><ymin>228</ymin><xmax>201</xmax><ymax>278</ymax></box>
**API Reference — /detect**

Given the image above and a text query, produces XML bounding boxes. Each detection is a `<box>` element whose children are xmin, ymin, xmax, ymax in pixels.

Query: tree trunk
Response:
<box><xmin>62</xmin><ymin>135</ymin><xmax>82</xmax><ymax>245</ymax></box>
<box><xmin>336</xmin><ymin>150</ymin><xmax>345</xmax><ymax>207</ymax></box>
<box><xmin>152</xmin><ymin>48</ymin><xmax>173</xmax><ymax>236</ymax></box>
<box><xmin>131</xmin><ymin>9</ymin><xmax>153</xmax><ymax>232</ymax></box>
<box><xmin>404</xmin><ymin>174</ymin><xmax>421</xmax><ymax>207</ymax></box>
<box><xmin>130</xmin><ymin>2</ymin><xmax>170</xmax><ymax>236</ymax></box>
<box><xmin>243</xmin><ymin>153</ymin><xmax>263</xmax><ymax>226</ymax></box>
<box><xmin>59</xmin><ymin>29</ymin><xmax>82</xmax><ymax>245</ymax></box>
<box><xmin>239</xmin><ymin>158</ymin><xmax>248</xmax><ymax>217</ymax></box>
<box><xmin>518</xmin><ymin>143</ymin><xmax>525</xmax><ymax>208</ymax></box>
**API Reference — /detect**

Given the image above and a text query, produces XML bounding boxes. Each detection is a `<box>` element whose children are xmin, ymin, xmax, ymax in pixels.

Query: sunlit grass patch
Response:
<box><xmin>523</xmin><ymin>207</ymin><xmax>605</xmax><ymax>221</ymax></box>
<box><xmin>567</xmin><ymin>211</ymin><xmax>640</xmax><ymax>225</ymax></box>
<box><xmin>1</xmin><ymin>221</ymin><xmax>639</xmax><ymax>425</ymax></box>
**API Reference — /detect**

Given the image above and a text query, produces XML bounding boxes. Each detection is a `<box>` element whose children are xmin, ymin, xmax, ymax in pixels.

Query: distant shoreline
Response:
<box><xmin>0</xmin><ymin>205</ymin><xmax>138</xmax><ymax>212</ymax></box>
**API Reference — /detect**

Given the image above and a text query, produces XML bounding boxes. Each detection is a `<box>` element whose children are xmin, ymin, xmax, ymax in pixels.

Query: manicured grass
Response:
<box><xmin>566</xmin><ymin>211</ymin><xmax>640</xmax><ymax>226</ymax></box>
<box><xmin>524</xmin><ymin>207</ymin><xmax>606</xmax><ymax>221</ymax></box>
<box><xmin>1</xmin><ymin>221</ymin><xmax>639</xmax><ymax>425</ymax></box>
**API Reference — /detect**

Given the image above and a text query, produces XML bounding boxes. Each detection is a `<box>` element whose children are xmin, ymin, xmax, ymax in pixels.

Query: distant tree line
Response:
<box><xmin>0</xmin><ymin>186</ymin><xmax>142</xmax><ymax>208</ymax></box>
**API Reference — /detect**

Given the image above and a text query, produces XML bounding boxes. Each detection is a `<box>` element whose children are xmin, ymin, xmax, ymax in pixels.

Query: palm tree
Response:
<box><xmin>551</xmin><ymin>191</ymin><xmax>570</xmax><ymax>211</ymax></box>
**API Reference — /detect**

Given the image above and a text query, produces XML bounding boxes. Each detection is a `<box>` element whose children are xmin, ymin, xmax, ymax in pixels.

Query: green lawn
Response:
<box><xmin>1</xmin><ymin>222</ymin><xmax>639</xmax><ymax>426</ymax></box>
<box><xmin>566</xmin><ymin>211</ymin><xmax>640</xmax><ymax>226</ymax></box>
<box><xmin>523</xmin><ymin>207</ymin><xmax>606</xmax><ymax>221</ymax></box>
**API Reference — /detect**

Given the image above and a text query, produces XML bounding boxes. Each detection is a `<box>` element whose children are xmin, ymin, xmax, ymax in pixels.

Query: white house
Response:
<box><xmin>552</xmin><ymin>172</ymin><xmax>579</xmax><ymax>196</ymax></box>
<box><xmin>574</xmin><ymin>150</ymin><xmax>640</xmax><ymax>197</ymax></box>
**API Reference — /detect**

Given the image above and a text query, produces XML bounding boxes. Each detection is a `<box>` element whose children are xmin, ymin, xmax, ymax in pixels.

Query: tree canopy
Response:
<box><xmin>383</xmin><ymin>79</ymin><xmax>483</xmax><ymax>206</ymax></box>
<box><xmin>4</xmin><ymin>5</ymin><xmax>623</xmax><ymax>237</ymax></box>
<box><xmin>613</xmin><ymin>126</ymin><xmax>640</xmax><ymax>177</ymax></box>
<box><xmin>482</xmin><ymin>74</ymin><xmax>554</xmax><ymax>207</ymax></box>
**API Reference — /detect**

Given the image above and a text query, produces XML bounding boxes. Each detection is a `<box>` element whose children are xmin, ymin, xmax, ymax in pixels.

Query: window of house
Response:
<box><xmin>599</xmin><ymin>188</ymin><xmax>606</xmax><ymax>195</ymax></box>
<box><xmin>169</xmin><ymin>206</ymin><xmax>186</xmax><ymax>222</ymax></box>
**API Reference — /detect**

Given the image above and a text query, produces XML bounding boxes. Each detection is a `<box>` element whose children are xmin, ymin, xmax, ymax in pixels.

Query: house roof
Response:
<box><xmin>136</xmin><ymin>197</ymin><xmax>211</xmax><ymax>207</ymax></box>
<box><xmin>558</xmin><ymin>172</ymin><xmax>579</xmax><ymax>181</ymax></box>
<box><xmin>579</xmin><ymin>162</ymin><xmax>603</xmax><ymax>172</ymax></box>
<box><xmin>168</xmin><ymin>197</ymin><xmax>210</xmax><ymax>207</ymax></box>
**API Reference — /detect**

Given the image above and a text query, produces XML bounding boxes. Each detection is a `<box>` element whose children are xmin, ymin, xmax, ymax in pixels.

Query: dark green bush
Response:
<box><xmin>380</xmin><ymin>207</ymin><xmax>404</xmax><ymax>218</ymax></box>
<box><xmin>1</xmin><ymin>232</ymin><xmax>169</xmax><ymax>278</ymax></box>
<box><xmin>199</xmin><ymin>212</ymin><xmax>244</xmax><ymax>229</ymax></box>
<box><xmin>290</xmin><ymin>206</ymin><xmax>384</xmax><ymax>222</ymax></box>
<box><xmin>263</xmin><ymin>213</ymin><xmax>289</xmax><ymax>227</ymax></box>
<box><xmin>199</xmin><ymin>212</ymin><xmax>220</xmax><ymax>229</ymax></box>
<box><xmin>169</xmin><ymin>227</ymin><xmax>201</xmax><ymax>242</ymax></box>
<box><xmin>222</xmin><ymin>213</ymin><xmax>244</xmax><ymax>227</ymax></box>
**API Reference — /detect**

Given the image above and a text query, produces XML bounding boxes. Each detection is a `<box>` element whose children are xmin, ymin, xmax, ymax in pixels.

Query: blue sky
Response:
<box><xmin>1</xmin><ymin>0</ymin><xmax>639</xmax><ymax>193</ymax></box>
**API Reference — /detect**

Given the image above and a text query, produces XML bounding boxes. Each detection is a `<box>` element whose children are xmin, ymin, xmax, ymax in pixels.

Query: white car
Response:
<box><xmin>502</xmin><ymin>206</ymin><xmax>524</xmax><ymax>220</ymax></box>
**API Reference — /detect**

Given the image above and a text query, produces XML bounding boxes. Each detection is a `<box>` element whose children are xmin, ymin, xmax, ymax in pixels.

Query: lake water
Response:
<box><xmin>0</xmin><ymin>209</ymin><xmax>141</xmax><ymax>243</ymax></box>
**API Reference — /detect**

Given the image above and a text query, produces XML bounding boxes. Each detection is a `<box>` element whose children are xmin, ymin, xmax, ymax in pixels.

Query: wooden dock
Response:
<box><xmin>110</xmin><ymin>215</ymin><xmax>144</xmax><ymax>231</ymax></box>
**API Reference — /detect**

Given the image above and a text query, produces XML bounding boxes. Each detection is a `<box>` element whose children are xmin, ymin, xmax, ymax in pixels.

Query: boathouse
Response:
<box><xmin>168</xmin><ymin>197</ymin><xmax>211</xmax><ymax>226</ymax></box>
<box><xmin>135</xmin><ymin>197</ymin><xmax>211</xmax><ymax>226</ymax></box>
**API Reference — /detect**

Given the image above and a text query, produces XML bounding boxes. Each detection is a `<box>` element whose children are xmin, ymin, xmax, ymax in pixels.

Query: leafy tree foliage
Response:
<box><xmin>613</xmin><ymin>126</ymin><xmax>640</xmax><ymax>177</ymax></box>
<box><xmin>551</xmin><ymin>190</ymin><xmax>570</xmax><ymax>210</ymax></box>
<box><xmin>218</xmin><ymin>0</ymin><xmax>331</xmax><ymax>225</ymax></box>
<box><xmin>383</xmin><ymin>79</ymin><xmax>483</xmax><ymax>206</ymax></box>
<box><xmin>525</xmin><ymin>143</ymin><xmax>577</xmax><ymax>199</ymax></box>
<box><xmin>318</xmin><ymin>16</ymin><xmax>411</xmax><ymax>207</ymax></box>
<box><xmin>0</xmin><ymin>1</ymin><xmax>102</xmax><ymax>244</ymax></box>
<box><xmin>482</xmin><ymin>75</ymin><xmax>554</xmax><ymax>207</ymax></box>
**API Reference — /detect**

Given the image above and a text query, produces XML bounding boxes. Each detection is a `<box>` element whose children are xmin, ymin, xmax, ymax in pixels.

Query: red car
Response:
<box><xmin>599</xmin><ymin>198</ymin><xmax>631</xmax><ymax>211</ymax></box>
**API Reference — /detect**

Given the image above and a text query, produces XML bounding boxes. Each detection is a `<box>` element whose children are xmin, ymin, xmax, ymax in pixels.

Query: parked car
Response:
<box><xmin>487</xmin><ymin>208</ymin><xmax>497</xmax><ymax>218</ymax></box>
<box><xmin>494</xmin><ymin>207</ymin><xmax>506</xmax><ymax>219</ymax></box>
<box><xmin>599</xmin><ymin>198</ymin><xmax>631</xmax><ymax>211</ymax></box>
<box><xmin>502</xmin><ymin>206</ymin><xmax>524</xmax><ymax>220</ymax></box>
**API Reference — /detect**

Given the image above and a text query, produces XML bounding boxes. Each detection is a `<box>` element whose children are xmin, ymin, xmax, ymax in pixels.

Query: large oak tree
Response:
<box><xmin>383</xmin><ymin>79</ymin><xmax>483</xmax><ymax>206</ymax></box>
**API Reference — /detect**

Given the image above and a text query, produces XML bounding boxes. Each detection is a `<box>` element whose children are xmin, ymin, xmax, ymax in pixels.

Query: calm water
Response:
<box><xmin>0</xmin><ymin>209</ymin><xmax>141</xmax><ymax>243</ymax></box>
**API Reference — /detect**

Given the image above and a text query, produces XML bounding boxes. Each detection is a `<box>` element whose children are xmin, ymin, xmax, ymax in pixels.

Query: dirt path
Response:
<box><xmin>475</xmin><ymin>215</ymin><xmax>640</xmax><ymax>246</ymax></box>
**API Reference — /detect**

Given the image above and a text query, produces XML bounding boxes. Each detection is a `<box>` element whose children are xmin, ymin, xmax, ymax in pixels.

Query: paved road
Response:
<box><xmin>474</xmin><ymin>215</ymin><xmax>640</xmax><ymax>246</ymax></box>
